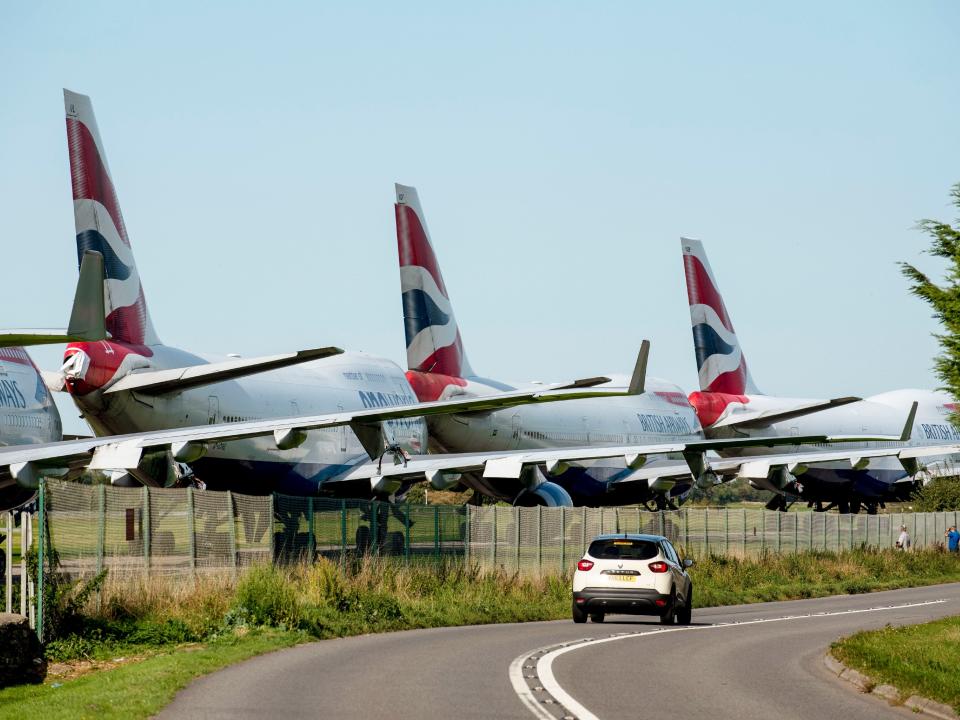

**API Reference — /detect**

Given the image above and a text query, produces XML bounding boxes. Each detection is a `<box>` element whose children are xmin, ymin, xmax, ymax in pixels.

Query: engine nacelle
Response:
<box><xmin>513</xmin><ymin>480</ymin><xmax>574</xmax><ymax>507</ymax></box>
<box><xmin>426</xmin><ymin>470</ymin><xmax>462</xmax><ymax>491</ymax></box>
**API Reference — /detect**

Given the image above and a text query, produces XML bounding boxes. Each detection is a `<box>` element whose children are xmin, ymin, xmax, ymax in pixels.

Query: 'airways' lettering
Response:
<box><xmin>0</xmin><ymin>380</ymin><xmax>26</xmax><ymax>409</ymax></box>
<box><xmin>637</xmin><ymin>413</ymin><xmax>692</xmax><ymax>435</ymax></box>
<box><xmin>357</xmin><ymin>390</ymin><xmax>416</xmax><ymax>409</ymax></box>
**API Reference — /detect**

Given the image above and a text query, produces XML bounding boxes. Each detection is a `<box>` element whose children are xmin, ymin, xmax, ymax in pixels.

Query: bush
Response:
<box><xmin>231</xmin><ymin>565</ymin><xmax>301</xmax><ymax>629</ymax></box>
<box><xmin>912</xmin><ymin>476</ymin><xmax>960</xmax><ymax>511</ymax></box>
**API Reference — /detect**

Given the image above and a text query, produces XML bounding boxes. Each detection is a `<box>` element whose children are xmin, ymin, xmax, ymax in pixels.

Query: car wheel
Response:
<box><xmin>572</xmin><ymin>601</ymin><xmax>587</xmax><ymax>624</ymax></box>
<box><xmin>676</xmin><ymin>585</ymin><xmax>693</xmax><ymax>625</ymax></box>
<box><xmin>660</xmin><ymin>587</ymin><xmax>677</xmax><ymax>625</ymax></box>
<box><xmin>590</xmin><ymin>612</ymin><xmax>605</xmax><ymax>623</ymax></box>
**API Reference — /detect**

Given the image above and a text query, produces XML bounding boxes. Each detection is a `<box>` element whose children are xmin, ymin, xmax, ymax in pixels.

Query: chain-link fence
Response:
<box><xmin>37</xmin><ymin>479</ymin><xmax>960</xmax><ymax>583</ymax></box>
<box><xmin>465</xmin><ymin>506</ymin><xmax>960</xmax><ymax>575</ymax></box>
<box><xmin>41</xmin><ymin>480</ymin><xmax>466</xmax><ymax>581</ymax></box>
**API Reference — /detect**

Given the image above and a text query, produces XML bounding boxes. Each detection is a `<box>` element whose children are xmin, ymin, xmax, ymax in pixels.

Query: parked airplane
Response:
<box><xmin>681</xmin><ymin>237</ymin><xmax>960</xmax><ymax>512</ymax></box>
<box><xmin>52</xmin><ymin>90</ymin><xmax>645</xmax><ymax>501</ymax></box>
<box><xmin>392</xmin><ymin>184</ymin><xmax>925</xmax><ymax>508</ymax></box>
<box><xmin>0</xmin><ymin>250</ymin><xmax>106</xmax><ymax>509</ymax></box>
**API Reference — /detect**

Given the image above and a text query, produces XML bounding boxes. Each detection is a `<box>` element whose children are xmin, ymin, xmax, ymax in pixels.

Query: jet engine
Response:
<box><xmin>513</xmin><ymin>480</ymin><xmax>574</xmax><ymax>507</ymax></box>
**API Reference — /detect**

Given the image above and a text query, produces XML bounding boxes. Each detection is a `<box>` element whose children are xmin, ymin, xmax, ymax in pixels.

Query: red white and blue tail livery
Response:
<box><xmin>682</xmin><ymin>238</ymin><xmax>758</xmax><ymax>396</ymax></box>
<box><xmin>65</xmin><ymin>90</ymin><xmax>159</xmax><ymax>347</ymax></box>
<box><xmin>396</xmin><ymin>184</ymin><xmax>472</xmax><ymax>380</ymax></box>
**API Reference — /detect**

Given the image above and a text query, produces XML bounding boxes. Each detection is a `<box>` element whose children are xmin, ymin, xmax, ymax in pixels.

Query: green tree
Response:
<box><xmin>911</xmin><ymin>476</ymin><xmax>960</xmax><ymax>512</ymax></box>
<box><xmin>900</xmin><ymin>182</ymin><xmax>960</xmax><ymax>416</ymax></box>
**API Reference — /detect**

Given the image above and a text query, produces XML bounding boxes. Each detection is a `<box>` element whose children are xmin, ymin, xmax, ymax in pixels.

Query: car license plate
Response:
<box><xmin>611</xmin><ymin>575</ymin><xmax>636</xmax><ymax>582</ymax></box>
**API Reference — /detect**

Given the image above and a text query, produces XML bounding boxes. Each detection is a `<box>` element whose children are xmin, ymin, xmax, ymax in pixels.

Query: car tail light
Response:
<box><xmin>577</xmin><ymin>559</ymin><xmax>594</xmax><ymax>571</ymax></box>
<box><xmin>648</xmin><ymin>561</ymin><xmax>669</xmax><ymax>573</ymax></box>
<box><xmin>655</xmin><ymin>598</ymin><xmax>668</xmax><ymax>607</ymax></box>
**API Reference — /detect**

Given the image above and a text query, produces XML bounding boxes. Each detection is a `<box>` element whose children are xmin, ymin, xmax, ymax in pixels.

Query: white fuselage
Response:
<box><xmin>416</xmin><ymin>371</ymin><xmax>704</xmax><ymax>504</ymax></box>
<box><xmin>65</xmin><ymin>341</ymin><xmax>427</xmax><ymax>496</ymax></box>
<box><xmin>702</xmin><ymin>389</ymin><xmax>960</xmax><ymax>500</ymax></box>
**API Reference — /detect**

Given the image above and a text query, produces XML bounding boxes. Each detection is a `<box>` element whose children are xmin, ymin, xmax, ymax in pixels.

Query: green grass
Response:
<box><xmin>3</xmin><ymin>548</ymin><xmax>959</xmax><ymax>719</ymax></box>
<box><xmin>832</xmin><ymin>616</ymin><xmax>960</xmax><ymax>712</ymax></box>
<box><xmin>0</xmin><ymin>629</ymin><xmax>304</xmax><ymax>720</ymax></box>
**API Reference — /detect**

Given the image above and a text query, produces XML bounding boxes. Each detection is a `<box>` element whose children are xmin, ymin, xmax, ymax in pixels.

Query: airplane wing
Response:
<box><xmin>0</xmin><ymin>250</ymin><xmax>106</xmax><ymax>348</ymax></box>
<box><xmin>102</xmin><ymin>347</ymin><xmax>345</xmax><ymax>395</ymax></box>
<box><xmin>709</xmin><ymin>396</ymin><xmax>862</xmax><ymax>429</ymax></box>
<box><xmin>0</xmin><ymin>382</ymin><xmax>636</xmax><ymax>486</ymax></box>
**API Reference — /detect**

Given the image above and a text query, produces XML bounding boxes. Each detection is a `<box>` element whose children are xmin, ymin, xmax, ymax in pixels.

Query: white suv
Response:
<box><xmin>572</xmin><ymin>533</ymin><xmax>694</xmax><ymax>624</ymax></box>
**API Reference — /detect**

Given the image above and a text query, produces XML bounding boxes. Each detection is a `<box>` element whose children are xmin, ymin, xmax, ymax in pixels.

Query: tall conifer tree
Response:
<box><xmin>900</xmin><ymin>183</ymin><xmax>960</xmax><ymax>420</ymax></box>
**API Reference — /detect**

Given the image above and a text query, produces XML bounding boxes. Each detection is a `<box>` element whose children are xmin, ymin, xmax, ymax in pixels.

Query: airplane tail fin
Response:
<box><xmin>681</xmin><ymin>238</ymin><xmax>760</xmax><ymax>395</ymax></box>
<box><xmin>64</xmin><ymin>89</ymin><xmax>161</xmax><ymax>347</ymax></box>
<box><xmin>395</xmin><ymin>184</ymin><xmax>473</xmax><ymax>378</ymax></box>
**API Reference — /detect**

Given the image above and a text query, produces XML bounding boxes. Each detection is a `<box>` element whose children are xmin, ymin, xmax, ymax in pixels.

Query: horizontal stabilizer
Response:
<box><xmin>104</xmin><ymin>346</ymin><xmax>344</xmax><ymax>395</ymax></box>
<box><xmin>710</xmin><ymin>396</ymin><xmax>861</xmax><ymax>429</ymax></box>
<box><xmin>0</xmin><ymin>250</ymin><xmax>107</xmax><ymax>348</ymax></box>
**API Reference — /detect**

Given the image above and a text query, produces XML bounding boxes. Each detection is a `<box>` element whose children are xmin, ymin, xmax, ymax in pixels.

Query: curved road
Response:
<box><xmin>160</xmin><ymin>583</ymin><xmax>960</xmax><ymax>720</ymax></box>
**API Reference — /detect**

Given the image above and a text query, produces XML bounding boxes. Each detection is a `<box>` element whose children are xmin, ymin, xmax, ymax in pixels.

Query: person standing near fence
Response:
<box><xmin>896</xmin><ymin>525</ymin><xmax>911</xmax><ymax>551</ymax></box>
<box><xmin>945</xmin><ymin>525</ymin><xmax>959</xmax><ymax>552</ymax></box>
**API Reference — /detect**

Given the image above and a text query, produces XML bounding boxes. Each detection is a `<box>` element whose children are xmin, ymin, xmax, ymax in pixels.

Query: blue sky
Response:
<box><xmin>2</xmin><ymin>2</ymin><xmax>958</xmax><ymax>434</ymax></box>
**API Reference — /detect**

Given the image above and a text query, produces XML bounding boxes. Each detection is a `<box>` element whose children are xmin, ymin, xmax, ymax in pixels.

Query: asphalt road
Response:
<box><xmin>160</xmin><ymin>583</ymin><xmax>960</xmax><ymax>720</ymax></box>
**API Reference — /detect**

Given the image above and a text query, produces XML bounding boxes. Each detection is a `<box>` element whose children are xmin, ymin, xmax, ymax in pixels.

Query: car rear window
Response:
<box><xmin>588</xmin><ymin>539</ymin><xmax>659</xmax><ymax>560</ymax></box>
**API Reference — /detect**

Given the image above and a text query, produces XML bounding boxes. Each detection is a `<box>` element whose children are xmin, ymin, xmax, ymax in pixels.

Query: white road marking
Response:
<box><xmin>510</xmin><ymin>599</ymin><xmax>947</xmax><ymax>720</ymax></box>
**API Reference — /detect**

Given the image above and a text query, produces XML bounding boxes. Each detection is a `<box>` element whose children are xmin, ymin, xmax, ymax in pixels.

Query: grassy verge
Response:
<box><xmin>2</xmin><ymin>548</ymin><xmax>959</xmax><ymax>719</ymax></box>
<box><xmin>832</xmin><ymin>616</ymin><xmax>960</xmax><ymax>712</ymax></box>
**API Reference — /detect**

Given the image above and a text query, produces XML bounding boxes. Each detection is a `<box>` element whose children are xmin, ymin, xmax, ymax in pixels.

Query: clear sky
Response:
<box><xmin>2</xmin><ymin>2</ymin><xmax>958</xmax><ymax>435</ymax></box>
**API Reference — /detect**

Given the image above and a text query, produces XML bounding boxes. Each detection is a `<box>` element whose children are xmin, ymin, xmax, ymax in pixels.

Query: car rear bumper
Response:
<box><xmin>573</xmin><ymin>587</ymin><xmax>672</xmax><ymax>615</ymax></box>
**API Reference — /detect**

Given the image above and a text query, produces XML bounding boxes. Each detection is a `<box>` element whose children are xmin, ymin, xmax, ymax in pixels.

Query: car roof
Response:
<box><xmin>590</xmin><ymin>533</ymin><xmax>667</xmax><ymax>543</ymax></box>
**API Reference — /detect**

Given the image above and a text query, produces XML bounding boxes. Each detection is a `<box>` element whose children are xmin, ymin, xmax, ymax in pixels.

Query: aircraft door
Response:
<box><xmin>207</xmin><ymin>396</ymin><xmax>219</xmax><ymax>425</ymax></box>
<box><xmin>511</xmin><ymin>413</ymin><xmax>522</xmax><ymax>449</ymax></box>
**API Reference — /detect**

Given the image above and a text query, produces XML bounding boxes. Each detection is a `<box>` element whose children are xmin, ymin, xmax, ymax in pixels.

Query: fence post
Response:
<box><xmin>849</xmin><ymin>514</ymin><xmax>854</xmax><ymax>550</ymax></box>
<box><xmin>724</xmin><ymin>509</ymin><xmax>729</xmax><ymax>555</ymax></box>
<box><xmin>306</xmin><ymin>496</ymin><xmax>315</xmax><ymax>562</ymax></box>
<box><xmin>560</xmin><ymin>507</ymin><xmax>566</xmax><ymax>571</ymax></box>
<box><xmin>581</xmin><ymin>507</ymin><xmax>587</xmax><ymax>557</ymax></box>
<box><xmin>185</xmin><ymin>487</ymin><xmax>195</xmax><ymax>572</ymax></box>
<box><xmin>36</xmin><ymin>479</ymin><xmax>45</xmax><ymax>642</ymax></box>
<box><xmin>370</xmin><ymin>500</ymin><xmax>378</xmax><ymax>555</ymax></box>
<box><xmin>143</xmin><ymin>486</ymin><xmax>152</xmax><ymax>571</ymax></box>
<box><xmin>704</xmin><ymin>509</ymin><xmax>709</xmax><ymax>555</ymax></box>
<box><xmin>404</xmin><ymin>503</ymin><xmax>411</xmax><ymax>562</ymax></box>
<box><xmin>268</xmin><ymin>494</ymin><xmax>275</xmax><ymax>561</ymax></box>
<box><xmin>491</xmin><ymin>507</ymin><xmax>498</xmax><ymax>568</ymax></box>
<box><xmin>793</xmin><ymin>514</ymin><xmax>798</xmax><ymax>553</ymax></box>
<box><xmin>515</xmin><ymin>509</ymin><xmax>521</xmax><ymax>571</ymax></box>
<box><xmin>96</xmin><ymin>485</ymin><xmax>106</xmax><ymax>577</ymax></box>
<box><xmin>537</xmin><ymin>506</ymin><xmax>542</xmax><ymax>574</ymax></box>
<box><xmin>227</xmin><ymin>491</ymin><xmax>238</xmax><ymax>570</ymax></box>
<box><xmin>742</xmin><ymin>509</ymin><xmax>747</xmax><ymax>556</ymax></box>
<box><xmin>659</xmin><ymin>510</ymin><xmax>665</xmax><ymax>538</ymax></box>
<box><xmin>434</xmin><ymin>505</ymin><xmax>440</xmax><ymax>563</ymax></box>
<box><xmin>464</xmin><ymin>506</ymin><xmax>470</xmax><ymax>568</ymax></box>
<box><xmin>4</xmin><ymin>513</ymin><xmax>11</xmax><ymax>613</ymax></box>
<box><xmin>340</xmin><ymin>499</ymin><xmax>347</xmax><ymax>561</ymax></box>
<box><xmin>21</xmin><ymin>514</ymin><xmax>30</xmax><ymax>619</ymax></box>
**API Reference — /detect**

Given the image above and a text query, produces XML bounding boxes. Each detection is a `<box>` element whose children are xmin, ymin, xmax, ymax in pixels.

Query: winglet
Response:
<box><xmin>628</xmin><ymin>340</ymin><xmax>650</xmax><ymax>395</ymax></box>
<box><xmin>67</xmin><ymin>250</ymin><xmax>107</xmax><ymax>341</ymax></box>
<box><xmin>900</xmin><ymin>401</ymin><xmax>919</xmax><ymax>442</ymax></box>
